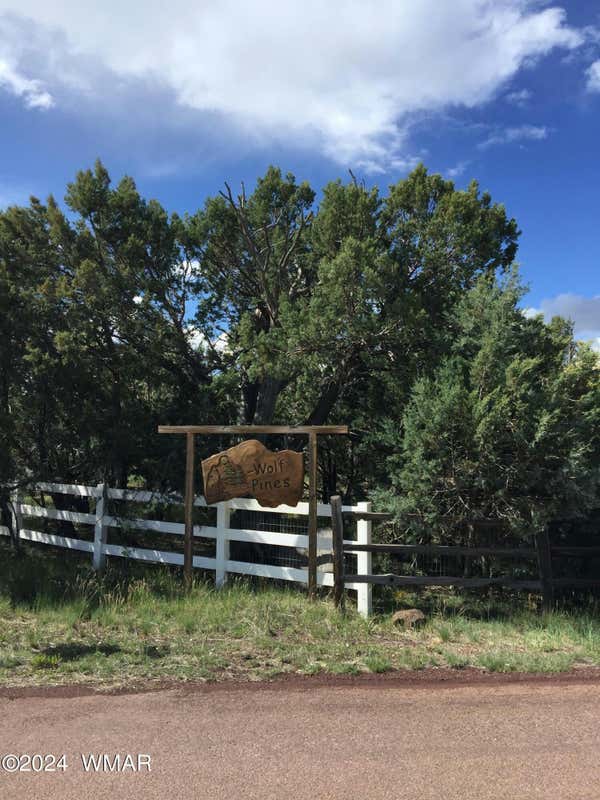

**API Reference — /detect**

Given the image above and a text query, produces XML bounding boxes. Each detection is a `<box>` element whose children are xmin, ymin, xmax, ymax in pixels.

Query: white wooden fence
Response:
<box><xmin>1</xmin><ymin>482</ymin><xmax>373</xmax><ymax>616</ymax></box>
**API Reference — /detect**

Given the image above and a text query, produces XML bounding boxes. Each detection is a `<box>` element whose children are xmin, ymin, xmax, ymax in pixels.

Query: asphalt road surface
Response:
<box><xmin>2</xmin><ymin>672</ymin><xmax>600</xmax><ymax>799</ymax></box>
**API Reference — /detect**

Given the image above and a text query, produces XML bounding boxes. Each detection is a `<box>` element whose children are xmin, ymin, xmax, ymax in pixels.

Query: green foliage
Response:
<box><xmin>1</xmin><ymin>159</ymin><xmax>597</xmax><ymax>542</ymax></box>
<box><xmin>0</xmin><ymin>160</ymin><xmax>218</xmax><ymax>492</ymax></box>
<box><xmin>376</xmin><ymin>271</ymin><xmax>600</xmax><ymax>538</ymax></box>
<box><xmin>185</xmin><ymin>164</ymin><xmax>518</xmax><ymax>436</ymax></box>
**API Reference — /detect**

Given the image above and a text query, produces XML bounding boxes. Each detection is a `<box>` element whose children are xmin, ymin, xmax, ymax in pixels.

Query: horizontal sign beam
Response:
<box><xmin>158</xmin><ymin>425</ymin><xmax>349</xmax><ymax>435</ymax></box>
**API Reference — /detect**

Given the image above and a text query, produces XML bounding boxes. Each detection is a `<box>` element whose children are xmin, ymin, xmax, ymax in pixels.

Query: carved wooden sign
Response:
<box><xmin>201</xmin><ymin>439</ymin><xmax>304</xmax><ymax>507</ymax></box>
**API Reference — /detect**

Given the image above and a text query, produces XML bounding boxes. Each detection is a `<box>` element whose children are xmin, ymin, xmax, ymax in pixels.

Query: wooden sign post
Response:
<box><xmin>158</xmin><ymin>425</ymin><xmax>348</xmax><ymax>595</ymax></box>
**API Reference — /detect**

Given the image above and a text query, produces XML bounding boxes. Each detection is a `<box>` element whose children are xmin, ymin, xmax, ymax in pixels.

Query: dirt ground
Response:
<box><xmin>2</xmin><ymin>670</ymin><xmax>600</xmax><ymax>799</ymax></box>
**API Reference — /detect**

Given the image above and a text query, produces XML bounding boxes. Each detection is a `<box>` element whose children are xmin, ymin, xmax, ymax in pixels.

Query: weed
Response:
<box><xmin>436</xmin><ymin>624</ymin><xmax>452</xmax><ymax>643</ymax></box>
<box><xmin>31</xmin><ymin>654</ymin><xmax>61</xmax><ymax>670</ymax></box>
<box><xmin>365</xmin><ymin>655</ymin><xmax>392</xmax><ymax>673</ymax></box>
<box><xmin>442</xmin><ymin>650</ymin><xmax>469</xmax><ymax>669</ymax></box>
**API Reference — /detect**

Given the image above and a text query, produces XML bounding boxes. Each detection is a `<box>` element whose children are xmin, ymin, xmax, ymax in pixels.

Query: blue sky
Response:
<box><xmin>0</xmin><ymin>1</ymin><xmax>598</xmax><ymax>345</ymax></box>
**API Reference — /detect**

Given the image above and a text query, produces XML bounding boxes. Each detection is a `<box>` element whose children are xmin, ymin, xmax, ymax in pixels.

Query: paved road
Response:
<box><xmin>1</xmin><ymin>674</ymin><xmax>600</xmax><ymax>799</ymax></box>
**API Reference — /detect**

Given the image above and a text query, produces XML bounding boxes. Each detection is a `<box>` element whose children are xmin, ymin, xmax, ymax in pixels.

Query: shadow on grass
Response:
<box><xmin>142</xmin><ymin>644</ymin><xmax>170</xmax><ymax>659</ymax></box>
<box><xmin>4</xmin><ymin>540</ymin><xmax>599</xmax><ymax>624</ymax></box>
<box><xmin>1</xmin><ymin>540</ymin><xmax>308</xmax><ymax>610</ymax></box>
<box><xmin>371</xmin><ymin>582</ymin><xmax>600</xmax><ymax>622</ymax></box>
<box><xmin>1</xmin><ymin>540</ymin><xmax>189</xmax><ymax>608</ymax></box>
<box><xmin>41</xmin><ymin>643</ymin><xmax>122</xmax><ymax>661</ymax></box>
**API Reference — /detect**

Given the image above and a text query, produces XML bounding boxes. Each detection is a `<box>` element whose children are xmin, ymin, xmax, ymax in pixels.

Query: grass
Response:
<box><xmin>1</xmin><ymin>541</ymin><xmax>600</xmax><ymax>688</ymax></box>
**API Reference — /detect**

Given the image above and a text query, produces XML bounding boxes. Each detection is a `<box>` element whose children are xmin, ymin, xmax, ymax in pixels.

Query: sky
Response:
<box><xmin>0</xmin><ymin>0</ymin><xmax>598</xmax><ymax>347</ymax></box>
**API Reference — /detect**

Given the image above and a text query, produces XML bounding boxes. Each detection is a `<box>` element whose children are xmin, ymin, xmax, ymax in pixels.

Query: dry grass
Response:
<box><xmin>1</xmin><ymin>542</ymin><xmax>600</xmax><ymax>688</ymax></box>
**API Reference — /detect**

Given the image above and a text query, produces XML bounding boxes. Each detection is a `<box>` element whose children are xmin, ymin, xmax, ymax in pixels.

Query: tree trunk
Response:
<box><xmin>253</xmin><ymin>376</ymin><xmax>288</xmax><ymax>425</ymax></box>
<box><xmin>305</xmin><ymin>377</ymin><xmax>343</xmax><ymax>426</ymax></box>
<box><xmin>321</xmin><ymin>450</ymin><xmax>337</xmax><ymax>503</ymax></box>
<box><xmin>0</xmin><ymin>489</ymin><xmax>18</xmax><ymax>551</ymax></box>
<box><xmin>241</xmin><ymin>372</ymin><xmax>258</xmax><ymax>424</ymax></box>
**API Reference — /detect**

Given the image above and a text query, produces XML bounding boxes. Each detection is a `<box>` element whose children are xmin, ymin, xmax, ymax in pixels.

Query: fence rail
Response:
<box><xmin>0</xmin><ymin>482</ymin><xmax>373</xmax><ymax>615</ymax></box>
<box><xmin>5</xmin><ymin>485</ymin><xmax>597</xmax><ymax>616</ymax></box>
<box><xmin>331</xmin><ymin>496</ymin><xmax>599</xmax><ymax>610</ymax></box>
<box><xmin>343</xmin><ymin>542</ymin><xmax>538</xmax><ymax>558</ymax></box>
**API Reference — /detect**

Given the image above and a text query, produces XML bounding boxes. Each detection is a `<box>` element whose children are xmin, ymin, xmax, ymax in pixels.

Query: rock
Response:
<box><xmin>392</xmin><ymin>609</ymin><xmax>426</xmax><ymax>628</ymax></box>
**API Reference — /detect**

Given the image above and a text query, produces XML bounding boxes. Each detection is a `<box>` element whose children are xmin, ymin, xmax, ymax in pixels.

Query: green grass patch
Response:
<box><xmin>364</xmin><ymin>654</ymin><xmax>393</xmax><ymax>673</ymax></box>
<box><xmin>1</xmin><ymin>541</ymin><xmax>599</xmax><ymax>687</ymax></box>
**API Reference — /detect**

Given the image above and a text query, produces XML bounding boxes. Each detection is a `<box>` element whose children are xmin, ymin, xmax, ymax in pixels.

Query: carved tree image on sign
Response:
<box><xmin>201</xmin><ymin>439</ymin><xmax>304</xmax><ymax>507</ymax></box>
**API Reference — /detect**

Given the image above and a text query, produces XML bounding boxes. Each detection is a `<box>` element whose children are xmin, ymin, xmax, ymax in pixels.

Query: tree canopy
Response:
<box><xmin>376</xmin><ymin>272</ymin><xmax>600</xmax><ymax>536</ymax></box>
<box><xmin>1</xmin><ymin>160</ymin><xmax>597</xmax><ymax>542</ymax></box>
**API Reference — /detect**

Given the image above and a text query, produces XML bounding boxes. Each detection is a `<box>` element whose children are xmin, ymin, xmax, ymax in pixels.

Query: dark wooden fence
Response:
<box><xmin>330</xmin><ymin>496</ymin><xmax>600</xmax><ymax>611</ymax></box>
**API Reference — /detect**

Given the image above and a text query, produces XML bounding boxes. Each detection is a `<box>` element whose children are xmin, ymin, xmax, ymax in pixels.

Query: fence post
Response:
<box><xmin>215</xmin><ymin>500</ymin><xmax>231</xmax><ymax>588</ymax></box>
<box><xmin>330</xmin><ymin>495</ymin><xmax>345</xmax><ymax>610</ymax></box>
<box><xmin>10</xmin><ymin>488</ymin><xmax>22</xmax><ymax>549</ymax></box>
<box><xmin>356</xmin><ymin>501</ymin><xmax>372</xmax><ymax>617</ymax></box>
<box><xmin>535</xmin><ymin>527</ymin><xmax>554</xmax><ymax>611</ymax></box>
<box><xmin>93</xmin><ymin>482</ymin><xmax>108</xmax><ymax>571</ymax></box>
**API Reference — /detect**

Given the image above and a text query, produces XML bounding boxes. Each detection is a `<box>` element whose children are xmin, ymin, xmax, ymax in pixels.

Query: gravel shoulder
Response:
<box><xmin>3</xmin><ymin>664</ymin><xmax>600</xmax><ymax>699</ymax></box>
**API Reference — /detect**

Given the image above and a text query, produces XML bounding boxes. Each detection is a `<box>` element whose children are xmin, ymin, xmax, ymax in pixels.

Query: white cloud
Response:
<box><xmin>505</xmin><ymin>87</ymin><xmax>532</xmax><ymax>105</ymax></box>
<box><xmin>0</xmin><ymin>57</ymin><xmax>53</xmax><ymax>108</ymax></box>
<box><xmin>185</xmin><ymin>327</ymin><xmax>230</xmax><ymax>355</ymax></box>
<box><xmin>585</xmin><ymin>60</ymin><xmax>600</xmax><ymax>92</ymax></box>
<box><xmin>0</xmin><ymin>2</ymin><xmax>584</xmax><ymax>170</ymax></box>
<box><xmin>178</xmin><ymin>259</ymin><xmax>200</xmax><ymax>275</ymax></box>
<box><xmin>524</xmin><ymin>293</ymin><xmax>600</xmax><ymax>350</ymax></box>
<box><xmin>212</xmin><ymin>332</ymin><xmax>231</xmax><ymax>355</ymax></box>
<box><xmin>478</xmin><ymin>123</ymin><xmax>548</xmax><ymax>149</ymax></box>
<box><xmin>185</xmin><ymin>327</ymin><xmax>205</xmax><ymax>352</ymax></box>
<box><xmin>446</xmin><ymin>160</ymin><xmax>470</xmax><ymax>179</ymax></box>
